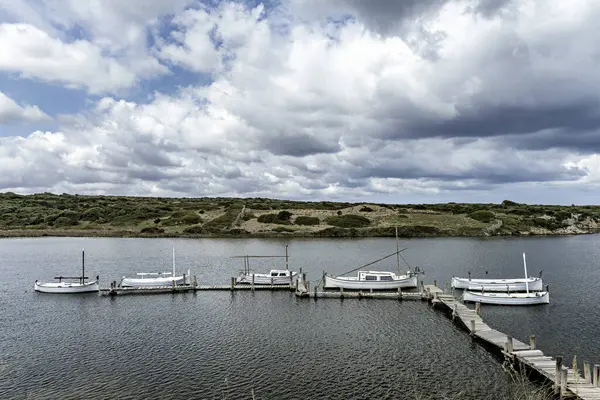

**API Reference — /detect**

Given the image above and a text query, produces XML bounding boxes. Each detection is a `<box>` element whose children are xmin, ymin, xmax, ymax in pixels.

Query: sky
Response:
<box><xmin>1</xmin><ymin>0</ymin><xmax>600</xmax><ymax>205</ymax></box>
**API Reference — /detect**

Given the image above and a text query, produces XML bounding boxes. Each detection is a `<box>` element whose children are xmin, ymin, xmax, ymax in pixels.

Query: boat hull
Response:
<box><xmin>451</xmin><ymin>277</ymin><xmax>543</xmax><ymax>292</ymax></box>
<box><xmin>463</xmin><ymin>290</ymin><xmax>549</xmax><ymax>305</ymax></box>
<box><xmin>120</xmin><ymin>276</ymin><xmax>185</xmax><ymax>287</ymax></box>
<box><xmin>323</xmin><ymin>275</ymin><xmax>417</xmax><ymax>290</ymax></box>
<box><xmin>236</xmin><ymin>272</ymin><xmax>298</xmax><ymax>285</ymax></box>
<box><xmin>34</xmin><ymin>281</ymin><xmax>99</xmax><ymax>293</ymax></box>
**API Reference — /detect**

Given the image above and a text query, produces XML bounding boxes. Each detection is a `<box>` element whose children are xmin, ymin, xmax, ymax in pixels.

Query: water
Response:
<box><xmin>1</xmin><ymin>235</ymin><xmax>599</xmax><ymax>399</ymax></box>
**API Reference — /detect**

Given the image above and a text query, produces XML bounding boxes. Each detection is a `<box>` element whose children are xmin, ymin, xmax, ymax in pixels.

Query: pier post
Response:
<box><xmin>555</xmin><ymin>356</ymin><xmax>563</xmax><ymax>394</ymax></box>
<box><xmin>398</xmin><ymin>287</ymin><xmax>402</xmax><ymax>300</ymax></box>
<box><xmin>452</xmin><ymin>303</ymin><xmax>457</xmax><ymax>320</ymax></box>
<box><xmin>434</xmin><ymin>279</ymin><xmax>437</xmax><ymax>288</ymax></box>
<box><xmin>593</xmin><ymin>364</ymin><xmax>599</xmax><ymax>387</ymax></box>
<box><xmin>172</xmin><ymin>279</ymin><xmax>175</xmax><ymax>290</ymax></box>
<box><xmin>475</xmin><ymin>302</ymin><xmax>481</xmax><ymax>316</ymax></box>
<box><xmin>560</xmin><ymin>368</ymin><xmax>567</xmax><ymax>398</ymax></box>
<box><xmin>506</xmin><ymin>335</ymin><xmax>513</xmax><ymax>353</ymax></box>
<box><xmin>306</xmin><ymin>280</ymin><xmax>310</xmax><ymax>293</ymax></box>
<box><xmin>584</xmin><ymin>361</ymin><xmax>592</xmax><ymax>383</ymax></box>
<box><xmin>470</xmin><ymin>319</ymin><xmax>475</xmax><ymax>336</ymax></box>
<box><xmin>340</xmin><ymin>287</ymin><xmax>344</xmax><ymax>298</ymax></box>
<box><xmin>252</xmin><ymin>274</ymin><xmax>255</xmax><ymax>292</ymax></box>
<box><xmin>313</xmin><ymin>285</ymin><xmax>317</xmax><ymax>300</ymax></box>
<box><xmin>295</xmin><ymin>278</ymin><xmax>299</xmax><ymax>293</ymax></box>
<box><xmin>529</xmin><ymin>335</ymin><xmax>536</xmax><ymax>350</ymax></box>
<box><xmin>193</xmin><ymin>276</ymin><xmax>198</xmax><ymax>288</ymax></box>
<box><xmin>231</xmin><ymin>277</ymin><xmax>235</xmax><ymax>291</ymax></box>
<box><xmin>270</xmin><ymin>277</ymin><xmax>273</xmax><ymax>288</ymax></box>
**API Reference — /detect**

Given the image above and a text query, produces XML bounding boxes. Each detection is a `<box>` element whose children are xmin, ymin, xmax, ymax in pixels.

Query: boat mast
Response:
<box><xmin>523</xmin><ymin>252</ymin><xmax>529</xmax><ymax>294</ymax></box>
<box><xmin>172</xmin><ymin>247</ymin><xmax>175</xmax><ymax>277</ymax></box>
<box><xmin>395</xmin><ymin>226</ymin><xmax>400</xmax><ymax>275</ymax></box>
<box><xmin>82</xmin><ymin>248</ymin><xmax>85</xmax><ymax>284</ymax></box>
<box><xmin>285</xmin><ymin>244</ymin><xmax>289</xmax><ymax>271</ymax></box>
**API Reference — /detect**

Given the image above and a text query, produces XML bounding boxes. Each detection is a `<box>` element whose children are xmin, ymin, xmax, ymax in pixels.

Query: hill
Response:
<box><xmin>0</xmin><ymin>193</ymin><xmax>599</xmax><ymax>238</ymax></box>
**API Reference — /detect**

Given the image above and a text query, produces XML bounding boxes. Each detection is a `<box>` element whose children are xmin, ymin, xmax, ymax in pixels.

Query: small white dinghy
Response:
<box><xmin>120</xmin><ymin>247</ymin><xmax>188</xmax><ymax>287</ymax></box>
<box><xmin>463</xmin><ymin>253</ymin><xmax>549</xmax><ymax>306</ymax></box>
<box><xmin>34</xmin><ymin>249</ymin><xmax>99</xmax><ymax>294</ymax></box>
<box><xmin>235</xmin><ymin>245</ymin><xmax>298</xmax><ymax>285</ymax></box>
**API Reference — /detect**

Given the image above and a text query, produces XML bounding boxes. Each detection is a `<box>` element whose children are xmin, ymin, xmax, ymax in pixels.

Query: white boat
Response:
<box><xmin>462</xmin><ymin>252</ymin><xmax>549</xmax><ymax>306</ymax></box>
<box><xmin>34</xmin><ymin>249</ymin><xmax>99</xmax><ymax>294</ymax></box>
<box><xmin>120</xmin><ymin>247</ymin><xmax>188</xmax><ymax>287</ymax></box>
<box><xmin>451</xmin><ymin>276</ymin><xmax>543</xmax><ymax>292</ymax></box>
<box><xmin>235</xmin><ymin>245</ymin><xmax>298</xmax><ymax>285</ymax></box>
<box><xmin>324</xmin><ymin>228</ymin><xmax>420</xmax><ymax>290</ymax></box>
<box><xmin>34</xmin><ymin>280</ymin><xmax>99</xmax><ymax>293</ymax></box>
<box><xmin>324</xmin><ymin>270</ymin><xmax>418</xmax><ymax>290</ymax></box>
<box><xmin>236</xmin><ymin>269</ymin><xmax>298</xmax><ymax>285</ymax></box>
<box><xmin>463</xmin><ymin>290</ymin><xmax>549</xmax><ymax>305</ymax></box>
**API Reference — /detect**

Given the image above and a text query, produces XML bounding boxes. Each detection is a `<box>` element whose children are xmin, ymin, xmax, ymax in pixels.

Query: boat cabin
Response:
<box><xmin>358</xmin><ymin>271</ymin><xmax>397</xmax><ymax>281</ymax></box>
<box><xmin>269</xmin><ymin>269</ymin><xmax>292</xmax><ymax>277</ymax></box>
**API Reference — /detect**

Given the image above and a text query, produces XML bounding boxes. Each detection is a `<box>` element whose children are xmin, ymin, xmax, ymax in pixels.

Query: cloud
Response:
<box><xmin>0</xmin><ymin>91</ymin><xmax>51</xmax><ymax>124</ymax></box>
<box><xmin>1</xmin><ymin>0</ymin><xmax>600</xmax><ymax>203</ymax></box>
<box><xmin>0</xmin><ymin>24</ymin><xmax>166</xmax><ymax>94</ymax></box>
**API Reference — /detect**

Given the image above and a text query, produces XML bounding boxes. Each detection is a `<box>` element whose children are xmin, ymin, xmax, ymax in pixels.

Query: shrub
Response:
<box><xmin>154</xmin><ymin>218</ymin><xmax>161</xmax><ymax>224</ymax></box>
<box><xmin>337</xmin><ymin>210</ymin><xmax>343</xmax><ymax>215</ymax></box>
<box><xmin>242</xmin><ymin>213</ymin><xmax>256</xmax><ymax>221</ymax></box>
<box><xmin>80</xmin><ymin>207</ymin><xmax>103</xmax><ymax>221</ymax></box>
<box><xmin>325</xmin><ymin>214</ymin><xmax>371</xmax><ymax>228</ymax></box>
<box><xmin>140</xmin><ymin>227</ymin><xmax>165</xmax><ymax>234</ymax></box>
<box><xmin>277</xmin><ymin>210</ymin><xmax>293</xmax><ymax>221</ymax></box>
<box><xmin>271</xmin><ymin>226</ymin><xmax>294</xmax><ymax>233</ymax></box>
<box><xmin>295</xmin><ymin>216</ymin><xmax>320</xmax><ymax>226</ymax></box>
<box><xmin>257</xmin><ymin>213</ymin><xmax>291</xmax><ymax>225</ymax></box>
<box><xmin>359</xmin><ymin>206</ymin><xmax>374</xmax><ymax>212</ymax></box>
<box><xmin>502</xmin><ymin>199</ymin><xmax>518</xmax><ymax>207</ymax></box>
<box><xmin>183</xmin><ymin>225</ymin><xmax>204</xmax><ymax>234</ymax></box>
<box><xmin>468</xmin><ymin>210</ymin><xmax>495</xmax><ymax>223</ymax></box>
<box><xmin>555</xmin><ymin>211</ymin><xmax>572</xmax><ymax>221</ymax></box>
<box><xmin>162</xmin><ymin>213</ymin><xmax>203</xmax><ymax>226</ymax></box>
<box><xmin>53</xmin><ymin>216</ymin><xmax>79</xmax><ymax>227</ymax></box>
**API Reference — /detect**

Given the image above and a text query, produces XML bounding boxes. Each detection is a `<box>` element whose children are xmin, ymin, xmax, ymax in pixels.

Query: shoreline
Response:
<box><xmin>1</xmin><ymin>228</ymin><xmax>598</xmax><ymax>239</ymax></box>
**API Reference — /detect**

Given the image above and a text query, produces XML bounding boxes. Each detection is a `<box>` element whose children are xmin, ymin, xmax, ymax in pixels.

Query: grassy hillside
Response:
<box><xmin>1</xmin><ymin>192</ymin><xmax>599</xmax><ymax>238</ymax></box>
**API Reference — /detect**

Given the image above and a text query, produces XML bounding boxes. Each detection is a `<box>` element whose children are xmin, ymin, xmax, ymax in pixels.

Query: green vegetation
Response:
<box><xmin>294</xmin><ymin>216</ymin><xmax>320</xmax><ymax>226</ymax></box>
<box><xmin>256</xmin><ymin>211</ymin><xmax>293</xmax><ymax>225</ymax></box>
<box><xmin>1</xmin><ymin>192</ymin><xmax>599</xmax><ymax>238</ymax></box>
<box><xmin>325</xmin><ymin>214</ymin><xmax>371</xmax><ymax>228</ymax></box>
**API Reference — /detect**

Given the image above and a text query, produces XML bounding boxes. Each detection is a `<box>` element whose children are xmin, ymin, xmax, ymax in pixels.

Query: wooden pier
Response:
<box><xmin>100</xmin><ymin>276</ymin><xmax>296</xmax><ymax>296</ymax></box>
<box><xmin>434</xmin><ymin>293</ymin><xmax>600</xmax><ymax>399</ymax></box>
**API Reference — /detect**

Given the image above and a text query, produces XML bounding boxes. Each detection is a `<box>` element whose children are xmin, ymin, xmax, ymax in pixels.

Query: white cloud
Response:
<box><xmin>0</xmin><ymin>91</ymin><xmax>51</xmax><ymax>124</ymax></box>
<box><xmin>1</xmin><ymin>0</ymin><xmax>600</xmax><ymax>203</ymax></box>
<box><xmin>0</xmin><ymin>23</ymin><xmax>166</xmax><ymax>94</ymax></box>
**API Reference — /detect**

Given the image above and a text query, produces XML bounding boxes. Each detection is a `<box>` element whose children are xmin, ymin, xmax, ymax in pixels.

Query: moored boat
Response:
<box><xmin>34</xmin><ymin>249</ymin><xmax>99</xmax><ymax>294</ymax></box>
<box><xmin>451</xmin><ymin>276</ymin><xmax>543</xmax><ymax>292</ymax></box>
<box><xmin>324</xmin><ymin>228</ymin><xmax>421</xmax><ymax>291</ymax></box>
<box><xmin>324</xmin><ymin>270</ymin><xmax>418</xmax><ymax>290</ymax></box>
<box><xmin>462</xmin><ymin>252</ymin><xmax>549</xmax><ymax>306</ymax></box>
<box><xmin>235</xmin><ymin>245</ymin><xmax>298</xmax><ymax>285</ymax></box>
<box><xmin>463</xmin><ymin>290</ymin><xmax>549</xmax><ymax>305</ymax></box>
<box><xmin>120</xmin><ymin>247</ymin><xmax>187</xmax><ymax>287</ymax></box>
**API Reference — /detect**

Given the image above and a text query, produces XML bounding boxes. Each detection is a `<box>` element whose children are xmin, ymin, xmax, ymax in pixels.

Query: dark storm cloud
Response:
<box><xmin>471</xmin><ymin>0</ymin><xmax>514</xmax><ymax>18</ymax></box>
<box><xmin>401</xmin><ymin>101</ymin><xmax>600</xmax><ymax>141</ymax></box>
<box><xmin>334</xmin><ymin>0</ymin><xmax>450</xmax><ymax>33</ymax></box>
<box><xmin>264</xmin><ymin>132</ymin><xmax>340</xmax><ymax>157</ymax></box>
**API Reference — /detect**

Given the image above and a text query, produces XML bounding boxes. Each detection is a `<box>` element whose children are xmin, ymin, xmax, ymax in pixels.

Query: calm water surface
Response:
<box><xmin>1</xmin><ymin>236</ymin><xmax>599</xmax><ymax>399</ymax></box>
